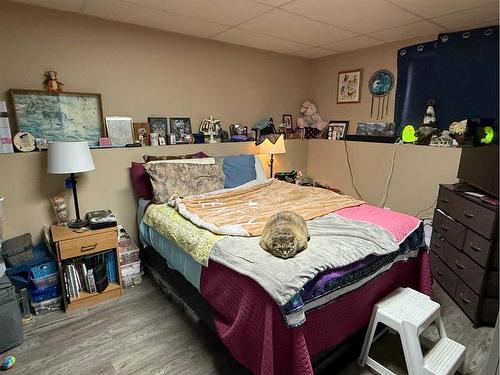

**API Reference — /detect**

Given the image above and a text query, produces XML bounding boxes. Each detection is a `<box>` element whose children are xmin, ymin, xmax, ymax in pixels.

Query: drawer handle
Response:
<box><xmin>440</xmin><ymin>197</ymin><xmax>449</xmax><ymax>203</ymax></box>
<box><xmin>455</xmin><ymin>260</ymin><xmax>466</xmax><ymax>270</ymax></box>
<box><xmin>463</xmin><ymin>211</ymin><xmax>475</xmax><ymax>219</ymax></box>
<box><xmin>81</xmin><ymin>243</ymin><xmax>98</xmax><ymax>252</ymax></box>
<box><xmin>433</xmin><ymin>242</ymin><xmax>441</xmax><ymax>248</ymax></box>
<box><xmin>470</xmin><ymin>244</ymin><xmax>482</xmax><ymax>253</ymax></box>
<box><xmin>459</xmin><ymin>293</ymin><xmax>471</xmax><ymax>304</ymax></box>
<box><xmin>441</xmin><ymin>224</ymin><xmax>450</xmax><ymax>232</ymax></box>
<box><xmin>436</xmin><ymin>269</ymin><xmax>444</xmax><ymax>277</ymax></box>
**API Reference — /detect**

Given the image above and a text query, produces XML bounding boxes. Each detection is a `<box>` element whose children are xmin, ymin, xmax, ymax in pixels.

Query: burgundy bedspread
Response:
<box><xmin>200</xmin><ymin>250</ymin><xmax>431</xmax><ymax>375</ymax></box>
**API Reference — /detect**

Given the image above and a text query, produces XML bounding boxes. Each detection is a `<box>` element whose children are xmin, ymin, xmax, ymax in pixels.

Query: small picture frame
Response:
<box><xmin>230</xmin><ymin>124</ymin><xmax>248</xmax><ymax>137</ymax></box>
<box><xmin>105</xmin><ymin>116</ymin><xmax>134</xmax><ymax>145</ymax></box>
<box><xmin>282</xmin><ymin>114</ymin><xmax>293</xmax><ymax>132</ymax></box>
<box><xmin>169</xmin><ymin>117</ymin><xmax>192</xmax><ymax>144</ymax></box>
<box><xmin>328</xmin><ymin>120</ymin><xmax>349</xmax><ymax>139</ymax></box>
<box><xmin>147</xmin><ymin>117</ymin><xmax>168</xmax><ymax>139</ymax></box>
<box><xmin>133</xmin><ymin>122</ymin><xmax>151</xmax><ymax>146</ymax></box>
<box><xmin>158</xmin><ymin>137</ymin><xmax>166</xmax><ymax>146</ymax></box>
<box><xmin>337</xmin><ymin>70</ymin><xmax>362</xmax><ymax>103</ymax></box>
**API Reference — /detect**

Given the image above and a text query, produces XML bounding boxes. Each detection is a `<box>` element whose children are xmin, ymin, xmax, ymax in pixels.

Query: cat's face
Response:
<box><xmin>271</xmin><ymin>234</ymin><xmax>299</xmax><ymax>259</ymax></box>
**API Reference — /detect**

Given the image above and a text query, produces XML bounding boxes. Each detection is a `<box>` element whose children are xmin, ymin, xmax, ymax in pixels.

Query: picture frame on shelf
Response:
<box><xmin>133</xmin><ymin>122</ymin><xmax>150</xmax><ymax>146</ymax></box>
<box><xmin>328</xmin><ymin>120</ymin><xmax>349</xmax><ymax>139</ymax></box>
<box><xmin>147</xmin><ymin>117</ymin><xmax>168</xmax><ymax>140</ymax></box>
<box><xmin>282</xmin><ymin>114</ymin><xmax>293</xmax><ymax>132</ymax></box>
<box><xmin>9</xmin><ymin>89</ymin><xmax>104</xmax><ymax>145</ymax></box>
<box><xmin>337</xmin><ymin>70</ymin><xmax>362</xmax><ymax>103</ymax></box>
<box><xmin>105</xmin><ymin>116</ymin><xmax>134</xmax><ymax>146</ymax></box>
<box><xmin>169</xmin><ymin>117</ymin><xmax>192</xmax><ymax>144</ymax></box>
<box><xmin>229</xmin><ymin>124</ymin><xmax>248</xmax><ymax>137</ymax></box>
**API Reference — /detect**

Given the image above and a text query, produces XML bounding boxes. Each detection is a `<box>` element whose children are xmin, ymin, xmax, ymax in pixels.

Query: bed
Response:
<box><xmin>132</xmin><ymin>154</ymin><xmax>432</xmax><ymax>375</ymax></box>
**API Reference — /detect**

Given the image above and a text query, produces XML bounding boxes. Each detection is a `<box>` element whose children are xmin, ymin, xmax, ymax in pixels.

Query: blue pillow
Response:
<box><xmin>223</xmin><ymin>154</ymin><xmax>257</xmax><ymax>188</ymax></box>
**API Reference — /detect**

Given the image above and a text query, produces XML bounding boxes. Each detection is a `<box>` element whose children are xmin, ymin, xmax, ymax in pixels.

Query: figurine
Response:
<box><xmin>296</xmin><ymin>101</ymin><xmax>328</xmax><ymax>131</ymax></box>
<box><xmin>422</xmin><ymin>99</ymin><xmax>436</xmax><ymax>126</ymax></box>
<box><xmin>449</xmin><ymin>119</ymin><xmax>468</xmax><ymax>145</ymax></box>
<box><xmin>44</xmin><ymin>70</ymin><xmax>64</xmax><ymax>92</ymax></box>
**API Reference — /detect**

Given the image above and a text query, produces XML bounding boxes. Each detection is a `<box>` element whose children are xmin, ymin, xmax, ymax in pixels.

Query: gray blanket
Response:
<box><xmin>210</xmin><ymin>213</ymin><xmax>399</xmax><ymax>306</ymax></box>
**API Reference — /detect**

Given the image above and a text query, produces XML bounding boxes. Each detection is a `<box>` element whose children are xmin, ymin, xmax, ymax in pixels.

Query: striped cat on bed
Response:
<box><xmin>259</xmin><ymin>211</ymin><xmax>309</xmax><ymax>259</ymax></box>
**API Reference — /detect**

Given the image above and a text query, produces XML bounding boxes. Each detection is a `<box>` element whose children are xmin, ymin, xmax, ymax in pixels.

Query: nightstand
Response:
<box><xmin>51</xmin><ymin>225</ymin><xmax>122</xmax><ymax>312</ymax></box>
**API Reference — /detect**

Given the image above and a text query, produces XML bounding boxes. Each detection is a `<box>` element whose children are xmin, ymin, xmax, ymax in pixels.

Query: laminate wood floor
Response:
<box><xmin>4</xmin><ymin>275</ymin><xmax>494</xmax><ymax>375</ymax></box>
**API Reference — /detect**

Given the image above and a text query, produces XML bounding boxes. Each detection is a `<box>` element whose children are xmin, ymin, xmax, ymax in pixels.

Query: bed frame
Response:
<box><xmin>141</xmin><ymin>245</ymin><xmax>370</xmax><ymax>374</ymax></box>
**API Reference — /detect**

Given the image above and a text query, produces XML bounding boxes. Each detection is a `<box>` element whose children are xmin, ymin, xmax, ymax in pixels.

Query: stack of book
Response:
<box><xmin>117</xmin><ymin>226</ymin><xmax>143</xmax><ymax>288</ymax></box>
<box><xmin>63</xmin><ymin>251</ymin><xmax>117</xmax><ymax>299</ymax></box>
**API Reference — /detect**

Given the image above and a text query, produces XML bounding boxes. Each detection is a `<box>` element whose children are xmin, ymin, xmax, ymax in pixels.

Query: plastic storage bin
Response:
<box><xmin>2</xmin><ymin>233</ymin><xmax>34</xmax><ymax>267</ymax></box>
<box><xmin>28</xmin><ymin>284</ymin><xmax>61</xmax><ymax>303</ymax></box>
<box><xmin>31</xmin><ymin>271</ymin><xmax>58</xmax><ymax>289</ymax></box>
<box><xmin>31</xmin><ymin>296</ymin><xmax>62</xmax><ymax>315</ymax></box>
<box><xmin>122</xmin><ymin>271</ymin><xmax>144</xmax><ymax>289</ymax></box>
<box><xmin>120</xmin><ymin>261</ymin><xmax>141</xmax><ymax>278</ymax></box>
<box><xmin>118</xmin><ymin>247</ymin><xmax>140</xmax><ymax>265</ymax></box>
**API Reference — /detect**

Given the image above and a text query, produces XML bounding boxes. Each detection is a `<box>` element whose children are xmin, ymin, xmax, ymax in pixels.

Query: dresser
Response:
<box><xmin>430</xmin><ymin>184</ymin><xmax>498</xmax><ymax>327</ymax></box>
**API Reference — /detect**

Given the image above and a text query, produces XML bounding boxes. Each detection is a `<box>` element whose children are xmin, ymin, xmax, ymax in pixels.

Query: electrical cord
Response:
<box><xmin>378</xmin><ymin>139</ymin><xmax>402</xmax><ymax>207</ymax></box>
<box><xmin>415</xmin><ymin>199</ymin><xmax>437</xmax><ymax>218</ymax></box>
<box><xmin>343</xmin><ymin>139</ymin><xmax>363</xmax><ymax>200</ymax></box>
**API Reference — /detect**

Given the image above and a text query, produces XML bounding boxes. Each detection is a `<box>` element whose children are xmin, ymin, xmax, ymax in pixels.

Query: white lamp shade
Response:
<box><xmin>47</xmin><ymin>142</ymin><xmax>95</xmax><ymax>174</ymax></box>
<box><xmin>258</xmin><ymin>134</ymin><xmax>286</xmax><ymax>155</ymax></box>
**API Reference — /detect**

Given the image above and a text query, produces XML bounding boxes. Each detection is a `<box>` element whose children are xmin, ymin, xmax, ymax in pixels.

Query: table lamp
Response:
<box><xmin>256</xmin><ymin>134</ymin><xmax>286</xmax><ymax>178</ymax></box>
<box><xmin>47</xmin><ymin>142</ymin><xmax>95</xmax><ymax>228</ymax></box>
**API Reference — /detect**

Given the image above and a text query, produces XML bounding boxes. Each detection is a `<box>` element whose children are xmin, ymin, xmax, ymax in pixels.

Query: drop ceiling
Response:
<box><xmin>13</xmin><ymin>0</ymin><xmax>500</xmax><ymax>58</ymax></box>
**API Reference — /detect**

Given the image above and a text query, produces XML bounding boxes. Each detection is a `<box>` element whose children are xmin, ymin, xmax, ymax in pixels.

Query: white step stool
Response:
<box><xmin>358</xmin><ymin>287</ymin><xmax>466</xmax><ymax>375</ymax></box>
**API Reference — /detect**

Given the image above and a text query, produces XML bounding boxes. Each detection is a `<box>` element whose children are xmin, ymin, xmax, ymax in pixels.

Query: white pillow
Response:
<box><xmin>254</xmin><ymin>155</ymin><xmax>267</xmax><ymax>182</ymax></box>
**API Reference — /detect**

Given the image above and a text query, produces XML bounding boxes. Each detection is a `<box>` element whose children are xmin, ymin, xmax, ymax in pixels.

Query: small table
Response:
<box><xmin>51</xmin><ymin>225</ymin><xmax>122</xmax><ymax>312</ymax></box>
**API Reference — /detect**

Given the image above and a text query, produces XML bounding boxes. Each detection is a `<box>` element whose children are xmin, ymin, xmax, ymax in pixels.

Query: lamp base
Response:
<box><xmin>68</xmin><ymin>218</ymin><xmax>89</xmax><ymax>229</ymax></box>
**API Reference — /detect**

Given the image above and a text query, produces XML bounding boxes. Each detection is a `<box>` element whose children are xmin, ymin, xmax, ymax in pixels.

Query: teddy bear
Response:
<box><xmin>44</xmin><ymin>70</ymin><xmax>64</xmax><ymax>92</ymax></box>
<box><xmin>296</xmin><ymin>101</ymin><xmax>328</xmax><ymax>131</ymax></box>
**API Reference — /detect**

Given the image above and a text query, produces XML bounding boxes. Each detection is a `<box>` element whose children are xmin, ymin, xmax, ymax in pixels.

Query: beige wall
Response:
<box><xmin>0</xmin><ymin>0</ymin><xmax>310</xmax><ymax>130</ymax></box>
<box><xmin>0</xmin><ymin>140</ymin><xmax>308</xmax><ymax>243</ymax></box>
<box><xmin>310</xmin><ymin>37</ymin><xmax>432</xmax><ymax>135</ymax></box>
<box><xmin>307</xmin><ymin>140</ymin><xmax>461</xmax><ymax>217</ymax></box>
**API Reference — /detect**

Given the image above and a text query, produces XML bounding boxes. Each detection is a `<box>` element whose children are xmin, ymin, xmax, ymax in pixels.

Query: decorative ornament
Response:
<box><xmin>423</xmin><ymin>99</ymin><xmax>437</xmax><ymax>126</ymax></box>
<box><xmin>1</xmin><ymin>355</ymin><xmax>16</xmax><ymax>370</ymax></box>
<box><xmin>368</xmin><ymin>70</ymin><xmax>394</xmax><ymax>120</ymax></box>
<box><xmin>13</xmin><ymin>131</ymin><xmax>36</xmax><ymax>152</ymax></box>
<box><xmin>44</xmin><ymin>70</ymin><xmax>64</xmax><ymax>92</ymax></box>
<box><xmin>481</xmin><ymin>126</ymin><xmax>495</xmax><ymax>144</ymax></box>
<box><xmin>402</xmin><ymin>125</ymin><xmax>417</xmax><ymax>143</ymax></box>
<box><xmin>199</xmin><ymin>115</ymin><xmax>221</xmax><ymax>144</ymax></box>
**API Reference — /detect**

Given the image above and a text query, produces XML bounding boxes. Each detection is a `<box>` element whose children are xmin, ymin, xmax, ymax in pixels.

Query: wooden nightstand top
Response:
<box><xmin>51</xmin><ymin>225</ymin><xmax>117</xmax><ymax>242</ymax></box>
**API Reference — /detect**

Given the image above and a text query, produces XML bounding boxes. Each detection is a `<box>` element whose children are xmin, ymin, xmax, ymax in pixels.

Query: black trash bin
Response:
<box><xmin>0</xmin><ymin>276</ymin><xmax>24</xmax><ymax>353</ymax></box>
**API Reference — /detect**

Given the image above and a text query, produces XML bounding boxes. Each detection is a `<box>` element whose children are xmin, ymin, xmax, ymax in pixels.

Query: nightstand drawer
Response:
<box><xmin>59</xmin><ymin>231</ymin><xmax>117</xmax><ymax>260</ymax></box>
<box><xmin>433</xmin><ymin>209</ymin><xmax>466</xmax><ymax>249</ymax></box>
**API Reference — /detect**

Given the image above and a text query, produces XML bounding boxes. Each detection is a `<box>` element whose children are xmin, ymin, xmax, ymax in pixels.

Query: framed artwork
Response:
<box><xmin>356</xmin><ymin>122</ymin><xmax>395</xmax><ymax>136</ymax></box>
<box><xmin>337</xmin><ymin>70</ymin><xmax>362</xmax><ymax>103</ymax></box>
<box><xmin>147</xmin><ymin>117</ymin><xmax>168</xmax><ymax>139</ymax></box>
<box><xmin>169</xmin><ymin>117</ymin><xmax>192</xmax><ymax>144</ymax></box>
<box><xmin>133</xmin><ymin>122</ymin><xmax>151</xmax><ymax>146</ymax></box>
<box><xmin>230</xmin><ymin>124</ymin><xmax>248</xmax><ymax>137</ymax></box>
<box><xmin>282</xmin><ymin>114</ymin><xmax>293</xmax><ymax>132</ymax></box>
<box><xmin>105</xmin><ymin>116</ymin><xmax>134</xmax><ymax>145</ymax></box>
<box><xmin>9</xmin><ymin>89</ymin><xmax>104</xmax><ymax>145</ymax></box>
<box><xmin>328</xmin><ymin>120</ymin><xmax>349</xmax><ymax>139</ymax></box>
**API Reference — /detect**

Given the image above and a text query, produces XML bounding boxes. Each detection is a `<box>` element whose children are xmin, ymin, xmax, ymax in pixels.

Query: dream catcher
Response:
<box><xmin>368</xmin><ymin>69</ymin><xmax>394</xmax><ymax>120</ymax></box>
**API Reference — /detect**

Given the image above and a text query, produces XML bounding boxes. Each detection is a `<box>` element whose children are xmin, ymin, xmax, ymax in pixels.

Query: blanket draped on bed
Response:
<box><xmin>170</xmin><ymin>179</ymin><xmax>363</xmax><ymax>236</ymax></box>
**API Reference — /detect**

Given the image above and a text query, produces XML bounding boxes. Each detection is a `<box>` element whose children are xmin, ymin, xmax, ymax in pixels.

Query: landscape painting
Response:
<box><xmin>9</xmin><ymin>90</ymin><xmax>104</xmax><ymax>145</ymax></box>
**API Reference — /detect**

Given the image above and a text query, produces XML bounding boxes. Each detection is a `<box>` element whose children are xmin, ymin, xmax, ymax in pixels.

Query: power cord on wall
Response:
<box><xmin>378</xmin><ymin>139</ymin><xmax>402</xmax><ymax>207</ymax></box>
<box><xmin>343</xmin><ymin>139</ymin><xmax>363</xmax><ymax>200</ymax></box>
<box><xmin>415</xmin><ymin>199</ymin><xmax>437</xmax><ymax>219</ymax></box>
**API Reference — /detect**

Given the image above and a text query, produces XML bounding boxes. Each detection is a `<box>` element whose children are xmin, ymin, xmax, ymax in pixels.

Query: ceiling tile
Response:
<box><xmin>12</xmin><ymin>0</ymin><xmax>85</xmax><ymax>12</ymax></box>
<box><xmin>239</xmin><ymin>9</ymin><xmax>357</xmax><ymax>46</ymax></box>
<box><xmin>281</xmin><ymin>0</ymin><xmax>422</xmax><ymax>34</ymax></box>
<box><xmin>292</xmin><ymin>47</ymin><xmax>337</xmax><ymax>58</ymax></box>
<box><xmin>369</xmin><ymin>21</ymin><xmax>445</xmax><ymax>42</ymax></box>
<box><xmin>388</xmin><ymin>0</ymin><xmax>498</xmax><ymax>18</ymax></box>
<box><xmin>83</xmin><ymin>0</ymin><xmax>227</xmax><ymax>38</ymax></box>
<box><xmin>123</xmin><ymin>0</ymin><xmax>272</xmax><ymax>26</ymax></box>
<box><xmin>323</xmin><ymin>36</ymin><xmax>383</xmax><ymax>52</ymax></box>
<box><xmin>212</xmin><ymin>28</ymin><xmax>308</xmax><ymax>54</ymax></box>
<box><xmin>432</xmin><ymin>3</ymin><xmax>500</xmax><ymax>29</ymax></box>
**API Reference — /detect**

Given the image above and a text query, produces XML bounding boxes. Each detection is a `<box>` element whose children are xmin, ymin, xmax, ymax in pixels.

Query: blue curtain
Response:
<box><xmin>395</xmin><ymin>25</ymin><xmax>499</xmax><ymax>135</ymax></box>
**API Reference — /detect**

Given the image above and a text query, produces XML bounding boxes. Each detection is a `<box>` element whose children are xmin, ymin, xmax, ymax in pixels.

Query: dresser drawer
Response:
<box><xmin>430</xmin><ymin>231</ymin><xmax>459</xmax><ymax>264</ymax></box>
<box><xmin>452</xmin><ymin>195</ymin><xmax>497</xmax><ymax>239</ymax></box>
<box><xmin>433</xmin><ymin>209</ymin><xmax>466</xmax><ymax>249</ymax></box>
<box><xmin>436</xmin><ymin>185</ymin><xmax>457</xmax><ymax>215</ymax></box>
<box><xmin>455</xmin><ymin>280</ymin><xmax>480</xmax><ymax>321</ymax></box>
<box><xmin>59</xmin><ymin>231</ymin><xmax>117</xmax><ymax>260</ymax></box>
<box><xmin>451</xmin><ymin>252</ymin><xmax>485</xmax><ymax>294</ymax></box>
<box><xmin>463</xmin><ymin>230</ymin><xmax>494</xmax><ymax>268</ymax></box>
<box><xmin>430</xmin><ymin>252</ymin><xmax>458</xmax><ymax>297</ymax></box>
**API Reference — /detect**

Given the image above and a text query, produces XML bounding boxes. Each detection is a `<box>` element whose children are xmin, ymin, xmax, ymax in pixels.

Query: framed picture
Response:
<box><xmin>356</xmin><ymin>122</ymin><xmax>395</xmax><ymax>137</ymax></box>
<box><xmin>9</xmin><ymin>89</ymin><xmax>104</xmax><ymax>145</ymax></box>
<box><xmin>147</xmin><ymin>117</ymin><xmax>168</xmax><ymax>139</ymax></box>
<box><xmin>230</xmin><ymin>124</ymin><xmax>248</xmax><ymax>137</ymax></box>
<box><xmin>133</xmin><ymin>122</ymin><xmax>150</xmax><ymax>146</ymax></box>
<box><xmin>105</xmin><ymin>116</ymin><xmax>134</xmax><ymax>146</ymax></box>
<box><xmin>282</xmin><ymin>114</ymin><xmax>293</xmax><ymax>132</ymax></box>
<box><xmin>337</xmin><ymin>70</ymin><xmax>362</xmax><ymax>103</ymax></box>
<box><xmin>328</xmin><ymin>120</ymin><xmax>349</xmax><ymax>139</ymax></box>
<box><xmin>169</xmin><ymin>117</ymin><xmax>192</xmax><ymax>144</ymax></box>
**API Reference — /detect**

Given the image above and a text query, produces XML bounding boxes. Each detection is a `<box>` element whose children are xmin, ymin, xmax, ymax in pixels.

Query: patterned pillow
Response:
<box><xmin>144</xmin><ymin>158</ymin><xmax>224</xmax><ymax>204</ymax></box>
<box><xmin>143</xmin><ymin>151</ymin><xmax>209</xmax><ymax>163</ymax></box>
